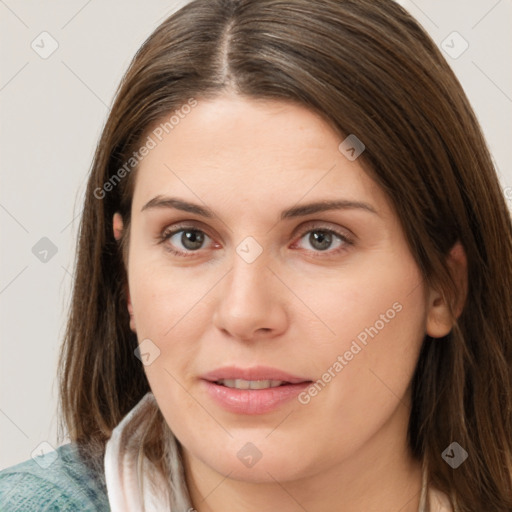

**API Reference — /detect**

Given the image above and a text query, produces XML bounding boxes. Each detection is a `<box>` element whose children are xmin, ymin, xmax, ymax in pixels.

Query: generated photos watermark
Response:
<box><xmin>94</xmin><ymin>97</ymin><xmax>198</xmax><ymax>200</ymax></box>
<box><xmin>298</xmin><ymin>301</ymin><xmax>403</xmax><ymax>405</ymax></box>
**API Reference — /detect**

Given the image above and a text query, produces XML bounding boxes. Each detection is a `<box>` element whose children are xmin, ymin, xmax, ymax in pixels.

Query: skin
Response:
<box><xmin>112</xmin><ymin>93</ymin><xmax>467</xmax><ymax>512</ymax></box>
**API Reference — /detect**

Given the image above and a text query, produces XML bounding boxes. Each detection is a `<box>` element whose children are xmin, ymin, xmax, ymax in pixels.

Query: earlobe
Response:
<box><xmin>425</xmin><ymin>240</ymin><xmax>468</xmax><ymax>338</ymax></box>
<box><xmin>425</xmin><ymin>288</ymin><xmax>453</xmax><ymax>338</ymax></box>
<box><xmin>126</xmin><ymin>286</ymin><xmax>136</xmax><ymax>333</ymax></box>
<box><xmin>113</xmin><ymin>212</ymin><xmax>124</xmax><ymax>241</ymax></box>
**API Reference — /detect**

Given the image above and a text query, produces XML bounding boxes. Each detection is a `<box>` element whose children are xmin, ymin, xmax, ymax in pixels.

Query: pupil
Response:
<box><xmin>182</xmin><ymin>230</ymin><xmax>204</xmax><ymax>250</ymax></box>
<box><xmin>311</xmin><ymin>231</ymin><xmax>331</xmax><ymax>251</ymax></box>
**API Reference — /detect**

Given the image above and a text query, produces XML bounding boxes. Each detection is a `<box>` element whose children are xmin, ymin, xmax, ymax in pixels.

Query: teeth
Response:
<box><xmin>217</xmin><ymin>379</ymin><xmax>285</xmax><ymax>389</ymax></box>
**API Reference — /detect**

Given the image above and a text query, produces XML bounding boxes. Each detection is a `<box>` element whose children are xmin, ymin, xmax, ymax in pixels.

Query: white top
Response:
<box><xmin>104</xmin><ymin>391</ymin><xmax>454</xmax><ymax>512</ymax></box>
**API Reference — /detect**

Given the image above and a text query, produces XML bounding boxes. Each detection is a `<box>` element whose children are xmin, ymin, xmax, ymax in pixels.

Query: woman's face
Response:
<box><xmin>114</xmin><ymin>94</ymin><xmax>451</xmax><ymax>485</ymax></box>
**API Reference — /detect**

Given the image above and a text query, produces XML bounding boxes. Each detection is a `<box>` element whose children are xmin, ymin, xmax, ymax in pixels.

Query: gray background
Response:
<box><xmin>1</xmin><ymin>0</ymin><xmax>511</xmax><ymax>469</ymax></box>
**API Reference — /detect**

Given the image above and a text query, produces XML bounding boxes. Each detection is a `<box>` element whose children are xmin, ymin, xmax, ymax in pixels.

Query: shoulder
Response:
<box><xmin>0</xmin><ymin>442</ymin><xmax>110</xmax><ymax>511</ymax></box>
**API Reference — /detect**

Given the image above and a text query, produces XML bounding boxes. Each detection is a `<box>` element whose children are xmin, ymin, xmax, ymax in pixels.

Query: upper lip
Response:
<box><xmin>201</xmin><ymin>366</ymin><xmax>311</xmax><ymax>384</ymax></box>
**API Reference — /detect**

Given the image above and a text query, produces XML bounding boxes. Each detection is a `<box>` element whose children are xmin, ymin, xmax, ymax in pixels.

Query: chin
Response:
<box><xmin>200</xmin><ymin>448</ymin><xmax>316</xmax><ymax>484</ymax></box>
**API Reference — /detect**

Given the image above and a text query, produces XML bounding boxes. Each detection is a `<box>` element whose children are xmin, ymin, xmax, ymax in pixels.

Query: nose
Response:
<box><xmin>212</xmin><ymin>249</ymin><xmax>288</xmax><ymax>342</ymax></box>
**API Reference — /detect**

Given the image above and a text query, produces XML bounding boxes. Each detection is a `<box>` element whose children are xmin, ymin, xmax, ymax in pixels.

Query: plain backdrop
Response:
<box><xmin>1</xmin><ymin>0</ymin><xmax>511</xmax><ymax>469</ymax></box>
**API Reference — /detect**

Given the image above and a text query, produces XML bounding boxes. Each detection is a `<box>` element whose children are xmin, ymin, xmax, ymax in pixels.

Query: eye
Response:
<box><xmin>293</xmin><ymin>225</ymin><xmax>353</xmax><ymax>256</ymax></box>
<box><xmin>158</xmin><ymin>225</ymin><xmax>215</xmax><ymax>257</ymax></box>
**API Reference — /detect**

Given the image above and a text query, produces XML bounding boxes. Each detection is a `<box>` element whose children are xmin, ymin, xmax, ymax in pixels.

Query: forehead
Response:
<box><xmin>131</xmin><ymin>95</ymin><xmax>388</xmax><ymax>218</ymax></box>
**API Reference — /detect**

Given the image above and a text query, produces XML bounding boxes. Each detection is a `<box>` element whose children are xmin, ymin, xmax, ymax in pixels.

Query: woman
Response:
<box><xmin>1</xmin><ymin>0</ymin><xmax>511</xmax><ymax>511</ymax></box>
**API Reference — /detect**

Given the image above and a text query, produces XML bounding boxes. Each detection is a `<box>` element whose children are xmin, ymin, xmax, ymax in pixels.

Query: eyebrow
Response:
<box><xmin>141</xmin><ymin>195</ymin><xmax>378</xmax><ymax>219</ymax></box>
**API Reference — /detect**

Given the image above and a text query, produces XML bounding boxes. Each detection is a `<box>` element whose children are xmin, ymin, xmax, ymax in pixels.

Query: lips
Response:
<box><xmin>200</xmin><ymin>366</ymin><xmax>313</xmax><ymax>414</ymax></box>
<box><xmin>201</xmin><ymin>365</ymin><xmax>311</xmax><ymax>385</ymax></box>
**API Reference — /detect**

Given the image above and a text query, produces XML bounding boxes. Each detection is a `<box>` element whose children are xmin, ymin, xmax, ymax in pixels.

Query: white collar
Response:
<box><xmin>104</xmin><ymin>391</ymin><xmax>191</xmax><ymax>512</ymax></box>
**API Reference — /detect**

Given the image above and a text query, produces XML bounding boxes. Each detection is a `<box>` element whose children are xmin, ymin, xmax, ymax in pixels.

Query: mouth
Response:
<box><xmin>200</xmin><ymin>366</ymin><xmax>313</xmax><ymax>414</ymax></box>
<box><xmin>201</xmin><ymin>366</ymin><xmax>311</xmax><ymax>387</ymax></box>
<box><xmin>213</xmin><ymin>378</ymin><xmax>303</xmax><ymax>390</ymax></box>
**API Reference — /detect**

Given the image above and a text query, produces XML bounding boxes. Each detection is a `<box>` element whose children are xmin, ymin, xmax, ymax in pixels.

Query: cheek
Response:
<box><xmin>129</xmin><ymin>271</ymin><xmax>208</xmax><ymax>387</ymax></box>
<box><xmin>303</xmin><ymin>263</ymin><xmax>427</xmax><ymax>441</ymax></box>
<box><xmin>320</xmin><ymin>313</ymin><xmax>425</xmax><ymax>455</ymax></box>
<box><xmin>299</xmin><ymin>248</ymin><xmax>425</xmax><ymax>350</ymax></box>
<box><xmin>128</xmin><ymin>247</ymin><xmax>213</xmax><ymax>336</ymax></box>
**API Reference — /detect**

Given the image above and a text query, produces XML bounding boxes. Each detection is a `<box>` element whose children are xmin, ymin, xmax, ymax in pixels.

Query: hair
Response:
<box><xmin>57</xmin><ymin>0</ymin><xmax>512</xmax><ymax>510</ymax></box>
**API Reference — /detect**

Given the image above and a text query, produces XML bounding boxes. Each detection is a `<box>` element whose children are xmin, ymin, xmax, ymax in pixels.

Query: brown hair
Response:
<box><xmin>57</xmin><ymin>0</ymin><xmax>512</xmax><ymax>509</ymax></box>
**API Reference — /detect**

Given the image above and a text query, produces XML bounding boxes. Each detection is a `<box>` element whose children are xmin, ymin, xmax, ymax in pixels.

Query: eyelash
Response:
<box><xmin>157</xmin><ymin>222</ymin><xmax>354</xmax><ymax>258</ymax></box>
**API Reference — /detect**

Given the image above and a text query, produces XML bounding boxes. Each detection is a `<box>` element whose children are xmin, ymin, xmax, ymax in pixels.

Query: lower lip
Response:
<box><xmin>201</xmin><ymin>380</ymin><xmax>311</xmax><ymax>415</ymax></box>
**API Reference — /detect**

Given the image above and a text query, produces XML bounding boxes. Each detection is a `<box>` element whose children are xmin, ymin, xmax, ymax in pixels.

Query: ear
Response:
<box><xmin>113</xmin><ymin>212</ymin><xmax>124</xmax><ymax>241</ymax></box>
<box><xmin>426</xmin><ymin>240</ymin><xmax>468</xmax><ymax>338</ymax></box>
<box><xmin>126</xmin><ymin>286</ymin><xmax>136</xmax><ymax>333</ymax></box>
<box><xmin>112</xmin><ymin>212</ymin><xmax>136</xmax><ymax>332</ymax></box>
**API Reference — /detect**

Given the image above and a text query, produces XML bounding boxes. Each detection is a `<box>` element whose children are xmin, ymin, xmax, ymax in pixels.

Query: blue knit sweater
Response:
<box><xmin>0</xmin><ymin>443</ymin><xmax>110</xmax><ymax>511</ymax></box>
